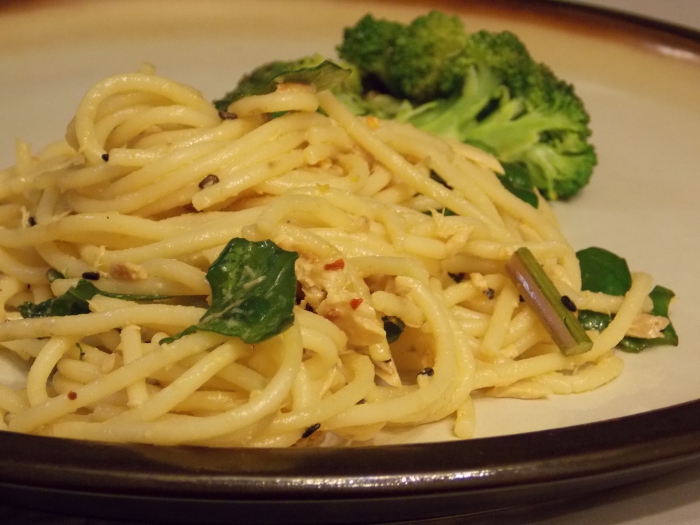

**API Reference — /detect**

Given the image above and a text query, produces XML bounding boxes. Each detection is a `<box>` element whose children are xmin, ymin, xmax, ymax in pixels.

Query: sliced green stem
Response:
<box><xmin>506</xmin><ymin>247</ymin><xmax>592</xmax><ymax>356</ymax></box>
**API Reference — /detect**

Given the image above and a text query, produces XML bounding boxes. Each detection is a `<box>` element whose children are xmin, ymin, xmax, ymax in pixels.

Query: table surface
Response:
<box><xmin>2</xmin><ymin>1</ymin><xmax>700</xmax><ymax>524</ymax></box>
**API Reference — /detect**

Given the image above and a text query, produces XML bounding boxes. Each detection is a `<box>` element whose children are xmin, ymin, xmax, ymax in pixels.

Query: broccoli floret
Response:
<box><xmin>339</xmin><ymin>11</ymin><xmax>469</xmax><ymax>104</ymax></box>
<box><xmin>337</xmin><ymin>12</ymin><xmax>597</xmax><ymax>200</ymax></box>
<box><xmin>336</xmin><ymin>15</ymin><xmax>404</xmax><ymax>85</ymax></box>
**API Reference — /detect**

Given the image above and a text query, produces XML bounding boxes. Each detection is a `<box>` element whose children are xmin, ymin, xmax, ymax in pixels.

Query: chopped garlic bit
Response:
<box><xmin>470</xmin><ymin>273</ymin><xmax>490</xmax><ymax>293</ymax></box>
<box><xmin>109</xmin><ymin>262</ymin><xmax>148</xmax><ymax>281</ymax></box>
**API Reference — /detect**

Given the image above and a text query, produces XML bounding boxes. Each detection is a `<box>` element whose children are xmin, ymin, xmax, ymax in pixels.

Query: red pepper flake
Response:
<box><xmin>365</xmin><ymin>115</ymin><xmax>380</xmax><ymax>130</ymax></box>
<box><xmin>67</xmin><ymin>391</ymin><xmax>78</xmax><ymax>400</ymax></box>
<box><xmin>324</xmin><ymin>259</ymin><xmax>345</xmax><ymax>271</ymax></box>
<box><xmin>350</xmin><ymin>298</ymin><xmax>363</xmax><ymax>310</ymax></box>
<box><xmin>324</xmin><ymin>309</ymin><xmax>340</xmax><ymax>321</ymax></box>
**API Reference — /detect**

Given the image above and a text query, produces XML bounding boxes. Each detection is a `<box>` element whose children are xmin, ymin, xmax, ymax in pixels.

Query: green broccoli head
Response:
<box><xmin>336</xmin><ymin>15</ymin><xmax>404</xmax><ymax>85</ymax></box>
<box><xmin>338</xmin><ymin>11</ymin><xmax>469</xmax><ymax>104</ymax></box>
<box><xmin>337</xmin><ymin>12</ymin><xmax>598</xmax><ymax>200</ymax></box>
<box><xmin>214</xmin><ymin>11</ymin><xmax>597</xmax><ymax>200</ymax></box>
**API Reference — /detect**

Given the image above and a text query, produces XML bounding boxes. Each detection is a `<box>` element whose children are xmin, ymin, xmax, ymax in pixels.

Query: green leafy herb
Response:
<box><xmin>382</xmin><ymin>315</ymin><xmax>406</xmax><ymax>343</ymax></box>
<box><xmin>164</xmin><ymin>238</ymin><xmax>299</xmax><ymax>345</ymax></box>
<box><xmin>576</xmin><ymin>248</ymin><xmax>677</xmax><ymax>352</ymax></box>
<box><xmin>497</xmin><ymin>162</ymin><xmax>539</xmax><ymax>208</ymax></box>
<box><xmin>46</xmin><ymin>268</ymin><xmax>65</xmax><ymax>283</ymax></box>
<box><xmin>18</xmin><ymin>278</ymin><xmax>171</xmax><ymax>319</ymax></box>
<box><xmin>576</xmin><ymin>310</ymin><xmax>610</xmax><ymax>333</ymax></box>
<box><xmin>579</xmin><ymin>286</ymin><xmax>678</xmax><ymax>353</ymax></box>
<box><xmin>576</xmin><ymin>247</ymin><xmax>631</xmax><ymax>296</ymax></box>
<box><xmin>430</xmin><ymin>171</ymin><xmax>452</xmax><ymax>190</ymax></box>
<box><xmin>214</xmin><ymin>57</ymin><xmax>351</xmax><ymax>111</ymax></box>
<box><xmin>422</xmin><ymin>208</ymin><xmax>456</xmax><ymax>217</ymax></box>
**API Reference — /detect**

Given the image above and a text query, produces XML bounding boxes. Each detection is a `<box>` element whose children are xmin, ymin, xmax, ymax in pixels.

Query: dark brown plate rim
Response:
<box><xmin>1</xmin><ymin>1</ymin><xmax>700</xmax><ymax>523</ymax></box>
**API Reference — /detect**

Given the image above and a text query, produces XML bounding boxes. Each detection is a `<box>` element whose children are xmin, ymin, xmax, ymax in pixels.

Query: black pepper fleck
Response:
<box><xmin>198</xmin><ymin>174</ymin><xmax>220</xmax><ymax>189</ymax></box>
<box><xmin>101</xmin><ymin>153</ymin><xmax>109</xmax><ymax>162</ymax></box>
<box><xmin>483</xmin><ymin>287</ymin><xmax>495</xmax><ymax>300</ymax></box>
<box><xmin>418</xmin><ymin>367</ymin><xmax>434</xmax><ymax>377</ymax></box>
<box><xmin>302</xmin><ymin>423</ymin><xmax>321</xmax><ymax>438</ymax></box>
<box><xmin>561</xmin><ymin>295</ymin><xmax>577</xmax><ymax>312</ymax></box>
<box><xmin>218</xmin><ymin>110</ymin><xmax>238</xmax><ymax>120</ymax></box>
<box><xmin>81</xmin><ymin>271</ymin><xmax>100</xmax><ymax>281</ymax></box>
<box><xmin>27</xmin><ymin>216</ymin><xmax>37</xmax><ymax>227</ymax></box>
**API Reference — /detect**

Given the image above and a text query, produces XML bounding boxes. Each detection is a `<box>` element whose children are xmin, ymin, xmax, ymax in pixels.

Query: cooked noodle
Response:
<box><xmin>0</xmin><ymin>67</ymin><xmax>656</xmax><ymax>446</ymax></box>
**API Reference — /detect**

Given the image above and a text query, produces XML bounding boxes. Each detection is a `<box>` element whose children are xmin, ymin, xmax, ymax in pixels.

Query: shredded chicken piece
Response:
<box><xmin>296</xmin><ymin>257</ymin><xmax>385</xmax><ymax>346</ymax></box>
<box><xmin>625</xmin><ymin>313</ymin><xmax>670</xmax><ymax>339</ymax></box>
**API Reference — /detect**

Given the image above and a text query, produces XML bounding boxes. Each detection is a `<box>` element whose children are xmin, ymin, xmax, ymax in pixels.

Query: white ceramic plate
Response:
<box><xmin>1</xmin><ymin>2</ymin><xmax>700</xmax><ymax>523</ymax></box>
<box><xmin>1</xmin><ymin>0</ymin><xmax>698</xmax><ymax>441</ymax></box>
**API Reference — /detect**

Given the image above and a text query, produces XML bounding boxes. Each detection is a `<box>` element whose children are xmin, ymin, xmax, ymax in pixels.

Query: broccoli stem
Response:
<box><xmin>506</xmin><ymin>247</ymin><xmax>592</xmax><ymax>356</ymax></box>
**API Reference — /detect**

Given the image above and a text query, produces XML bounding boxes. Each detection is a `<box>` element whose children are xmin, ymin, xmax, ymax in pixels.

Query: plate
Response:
<box><xmin>1</xmin><ymin>0</ymin><xmax>700</xmax><ymax>523</ymax></box>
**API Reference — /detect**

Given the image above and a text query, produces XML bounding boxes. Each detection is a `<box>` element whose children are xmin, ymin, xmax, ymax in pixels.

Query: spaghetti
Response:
<box><xmin>0</xmin><ymin>68</ymin><xmax>661</xmax><ymax>446</ymax></box>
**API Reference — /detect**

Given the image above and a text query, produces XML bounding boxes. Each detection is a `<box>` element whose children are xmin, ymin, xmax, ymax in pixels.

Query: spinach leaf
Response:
<box><xmin>576</xmin><ymin>247</ymin><xmax>677</xmax><ymax>353</ymax></box>
<box><xmin>423</xmin><ymin>208</ymin><xmax>456</xmax><ymax>217</ymax></box>
<box><xmin>619</xmin><ymin>286</ymin><xmax>678</xmax><ymax>352</ymax></box>
<box><xmin>165</xmin><ymin>238</ymin><xmax>299</xmax><ymax>345</ymax></box>
<box><xmin>576</xmin><ymin>247</ymin><xmax>631</xmax><ymax>296</ymax></box>
<box><xmin>18</xmin><ymin>278</ymin><xmax>170</xmax><ymax>319</ymax></box>
<box><xmin>430</xmin><ymin>171</ymin><xmax>452</xmax><ymax>190</ymax></box>
<box><xmin>577</xmin><ymin>310</ymin><xmax>611</xmax><ymax>333</ymax></box>
<box><xmin>497</xmin><ymin>162</ymin><xmax>538</xmax><ymax>208</ymax></box>
<box><xmin>579</xmin><ymin>286</ymin><xmax>678</xmax><ymax>353</ymax></box>
<box><xmin>382</xmin><ymin>315</ymin><xmax>406</xmax><ymax>343</ymax></box>
<box><xmin>214</xmin><ymin>59</ymin><xmax>351</xmax><ymax>111</ymax></box>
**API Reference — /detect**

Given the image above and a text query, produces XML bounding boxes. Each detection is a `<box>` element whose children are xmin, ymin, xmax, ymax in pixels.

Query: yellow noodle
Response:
<box><xmin>0</xmin><ymin>72</ymin><xmax>673</xmax><ymax>449</ymax></box>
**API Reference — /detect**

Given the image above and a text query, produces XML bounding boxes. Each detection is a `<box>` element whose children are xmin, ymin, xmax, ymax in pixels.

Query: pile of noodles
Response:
<box><xmin>0</xmin><ymin>67</ymin><xmax>655</xmax><ymax>446</ymax></box>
